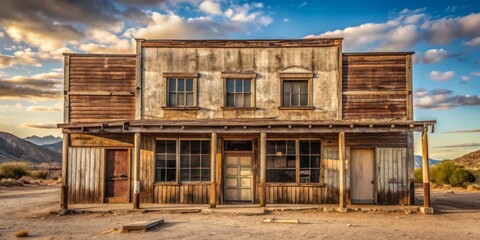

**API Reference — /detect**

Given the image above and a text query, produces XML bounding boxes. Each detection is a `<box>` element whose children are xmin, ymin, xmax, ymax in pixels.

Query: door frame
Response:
<box><xmin>104</xmin><ymin>148</ymin><xmax>132</xmax><ymax>203</ymax></box>
<box><xmin>349</xmin><ymin>147</ymin><xmax>376</xmax><ymax>204</ymax></box>
<box><xmin>223</xmin><ymin>152</ymin><xmax>255</xmax><ymax>203</ymax></box>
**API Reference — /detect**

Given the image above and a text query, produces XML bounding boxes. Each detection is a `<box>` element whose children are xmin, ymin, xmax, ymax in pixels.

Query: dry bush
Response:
<box><xmin>0</xmin><ymin>178</ymin><xmax>24</xmax><ymax>187</ymax></box>
<box><xmin>0</xmin><ymin>162</ymin><xmax>29</xmax><ymax>179</ymax></box>
<box><xmin>14</xmin><ymin>229</ymin><xmax>29</xmax><ymax>238</ymax></box>
<box><xmin>30</xmin><ymin>170</ymin><xmax>48</xmax><ymax>179</ymax></box>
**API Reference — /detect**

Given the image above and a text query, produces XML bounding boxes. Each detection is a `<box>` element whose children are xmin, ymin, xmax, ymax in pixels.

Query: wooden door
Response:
<box><xmin>105</xmin><ymin>149</ymin><xmax>130</xmax><ymax>203</ymax></box>
<box><xmin>224</xmin><ymin>154</ymin><xmax>253</xmax><ymax>202</ymax></box>
<box><xmin>351</xmin><ymin>148</ymin><xmax>375</xmax><ymax>204</ymax></box>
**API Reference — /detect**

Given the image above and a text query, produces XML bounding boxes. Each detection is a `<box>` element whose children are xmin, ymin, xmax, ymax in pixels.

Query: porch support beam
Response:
<box><xmin>210</xmin><ymin>132</ymin><xmax>217</xmax><ymax>208</ymax></box>
<box><xmin>61</xmin><ymin>133</ymin><xmax>69</xmax><ymax>210</ymax></box>
<box><xmin>259</xmin><ymin>132</ymin><xmax>267</xmax><ymax>207</ymax></box>
<box><xmin>133</xmin><ymin>132</ymin><xmax>141</xmax><ymax>209</ymax></box>
<box><xmin>338</xmin><ymin>131</ymin><xmax>346</xmax><ymax>209</ymax></box>
<box><xmin>422</xmin><ymin>126</ymin><xmax>430</xmax><ymax>208</ymax></box>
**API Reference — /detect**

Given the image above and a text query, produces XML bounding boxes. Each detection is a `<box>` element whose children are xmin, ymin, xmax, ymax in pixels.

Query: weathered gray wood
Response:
<box><xmin>64</xmin><ymin>56</ymin><xmax>70</xmax><ymax>123</ymax></box>
<box><xmin>122</xmin><ymin>219</ymin><xmax>164</xmax><ymax>232</ymax></box>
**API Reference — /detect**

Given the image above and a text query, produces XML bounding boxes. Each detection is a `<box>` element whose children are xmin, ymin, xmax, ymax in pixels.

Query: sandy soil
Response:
<box><xmin>0</xmin><ymin>186</ymin><xmax>479</xmax><ymax>240</ymax></box>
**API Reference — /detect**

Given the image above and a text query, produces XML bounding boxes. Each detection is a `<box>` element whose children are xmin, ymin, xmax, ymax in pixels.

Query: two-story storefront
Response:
<box><xmin>58</xmin><ymin>39</ymin><xmax>435</xmax><ymax>209</ymax></box>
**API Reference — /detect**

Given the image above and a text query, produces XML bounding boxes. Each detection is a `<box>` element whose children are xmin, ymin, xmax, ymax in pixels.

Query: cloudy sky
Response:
<box><xmin>0</xmin><ymin>0</ymin><xmax>479</xmax><ymax>159</ymax></box>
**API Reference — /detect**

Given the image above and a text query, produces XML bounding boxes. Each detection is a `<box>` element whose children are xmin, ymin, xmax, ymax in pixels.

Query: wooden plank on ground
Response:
<box><xmin>122</xmin><ymin>219</ymin><xmax>164</xmax><ymax>232</ymax></box>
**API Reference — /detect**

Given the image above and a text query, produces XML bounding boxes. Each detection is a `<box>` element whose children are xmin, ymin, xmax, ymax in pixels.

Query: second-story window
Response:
<box><xmin>283</xmin><ymin>80</ymin><xmax>309</xmax><ymax>107</ymax></box>
<box><xmin>168</xmin><ymin>78</ymin><xmax>194</xmax><ymax>107</ymax></box>
<box><xmin>226</xmin><ymin>79</ymin><xmax>252</xmax><ymax>107</ymax></box>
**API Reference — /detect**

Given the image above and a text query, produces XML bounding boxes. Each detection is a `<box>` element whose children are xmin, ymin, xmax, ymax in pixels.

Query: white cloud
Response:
<box><xmin>283</xmin><ymin>18</ymin><xmax>289</xmax><ymax>23</ymax></box>
<box><xmin>21</xmin><ymin>123</ymin><xmax>58</xmax><ymax>129</ymax></box>
<box><xmin>423</xmin><ymin>49</ymin><xmax>450</xmax><ymax>64</ymax></box>
<box><xmin>460</xmin><ymin>76</ymin><xmax>471</xmax><ymax>82</ymax></box>
<box><xmin>27</xmin><ymin>105</ymin><xmax>62</xmax><ymax>112</ymax></box>
<box><xmin>199</xmin><ymin>0</ymin><xmax>222</xmax><ymax>15</ymax></box>
<box><xmin>0</xmin><ymin>32</ymin><xmax>4</xmax><ymax>38</ymax></box>
<box><xmin>472</xmin><ymin>72</ymin><xmax>480</xmax><ymax>77</ymax></box>
<box><xmin>464</xmin><ymin>36</ymin><xmax>480</xmax><ymax>46</ymax></box>
<box><xmin>422</xmin><ymin>13</ymin><xmax>480</xmax><ymax>45</ymax></box>
<box><xmin>429</xmin><ymin>71</ymin><xmax>455</xmax><ymax>82</ymax></box>
<box><xmin>298</xmin><ymin>2</ymin><xmax>307</xmax><ymax>8</ymax></box>
<box><xmin>414</xmin><ymin>88</ymin><xmax>480</xmax><ymax>110</ymax></box>
<box><xmin>0</xmin><ymin>48</ymin><xmax>44</xmax><ymax>69</ymax></box>
<box><xmin>79</xmin><ymin>39</ymin><xmax>135</xmax><ymax>54</ymax></box>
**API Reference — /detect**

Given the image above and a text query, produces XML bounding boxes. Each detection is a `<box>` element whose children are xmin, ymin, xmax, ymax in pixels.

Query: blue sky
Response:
<box><xmin>0</xmin><ymin>0</ymin><xmax>479</xmax><ymax>159</ymax></box>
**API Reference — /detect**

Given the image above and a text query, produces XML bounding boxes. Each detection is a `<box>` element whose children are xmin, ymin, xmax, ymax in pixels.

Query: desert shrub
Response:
<box><xmin>30</xmin><ymin>170</ymin><xmax>48</xmax><ymax>179</ymax></box>
<box><xmin>430</xmin><ymin>161</ymin><xmax>457</xmax><ymax>184</ymax></box>
<box><xmin>0</xmin><ymin>178</ymin><xmax>24</xmax><ymax>187</ymax></box>
<box><xmin>14</xmin><ymin>229</ymin><xmax>29</xmax><ymax>238</ymax></box>
<box><xmin>449</xmin><ymin>168</ymin><xmax>476</xmax><ymax>187</ymax></box>
<box><xmin>0</xmin><ymin>162</ymin><xmax>29</xmax><ymax>179</ymax></box>
<box><xmin>414</xmin><ymin>168</ymin><xmax>423</xmax><ymax>183</ymax></box>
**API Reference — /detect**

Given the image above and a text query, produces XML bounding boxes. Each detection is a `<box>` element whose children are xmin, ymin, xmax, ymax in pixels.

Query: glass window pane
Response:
<box><xmin>311</xmin><ymin>156</ymin><xmax>320</xmax><ymax>168</ymax></box>
<box><xmin>191</xmin><ymin>155</ymin><xmax>200</xmax><ymax>168</ymax></box>
<box><xmin>156</xmin><ymin>169</ymin><xmax>165</xmax><ymax>182</ymax></box>
<box><xmin>310</xmin><ymin>169</ymin><xmax>320</xmax><ymax>183</ymax></box>
<box><xmin>311</xmin><ymin>141</ymin><xmax>321</xmax><ymax>154</ymax></box>
<box><xmin>186</xmin><ymin>93</ymin><xmax>193</xmax><ymax>106</ymax></box>
<box><xmin>300</xmin><ymin>156</ymin><xmax>309</xmax><ymax>168</ymax></box>
<box><xmin>283</xmin><ymin>93</ymin><xmax>290</xmax><ymax>106</ymax></box>
<box><xmin>244</xmin><ymin>80</ymin><xmax>251</xmax><ymax>92</ymax></box>
<box><xmin>226</xmin><ymin>79</ymin><xmax>234</xmax><ymax>92</ymax></box>
<box><xmin>167</xmin><ymin>154</ymin><xmax>176</xmax><ymax>161</ymax></box>
<box><xmin>180</xmin><ymin>155</ymin><xmax>189</xmax><ymax>168</ymax></box>
<box><xmin>166</xmin><ymin>169</ymin><xmax>176</xmax><ymax>182</ymax></box>
<box><xmin>226</xmin><ymin>93</ymin><xmax>234</xmax><ymax>106</ymax></box>
<box><xmin>156</xmin><ymin>141</ymin><xmax>166</xmax><ymax>153</ymax></box>
<box><xmin>292</xmin><ymin>93</ymin><xmax>299</xmax><ymax>106</ymax></box>
<box><xmin>300</xmin><ymin>169</ymin><xmax>310</xmax><ymax>183</ymax></box>
<box><xmin>168</xmin><ymin>78</ymin><xmax>176</xmax><ymax>92</ymax></box>
<box><xmin>300</xmin><ymin>141</ymin><xmax>310</xmax><ymax>154</ymax></box>
<box><xmin>300</xmin><ymin>93</ymin><xmax>308</xmax><ymax>106</ymax></box>
<box><xmin>235</xmin><ymin>93</ymin><xmax>242</xmax><ymax>107</ymax></box>
<box><xmin>283</xmin><ymin>81</ymin><xmax>291</xmax><ymax>94</ymax></box>
<box><xmin>300</xmin><ymin>81</ymin><xmax>308</xmax><ymax>94</ymax></box>
<box><xmin>156</xmin><ymin>159</ymin><xmax>165</xmax><ymax>167</ymax></box>
<box><xmin>180</xmin><ymin>141</ymin><xmax>190</xmax><ymax>154</ymax></box>
<box><xmin>244</xmin><ymin>93</ymin><xmax>251</xmax><ymax>107</ymax></box>
<box><xmin>201</xmin><ymin>155</ymin><xmax>210</xmax><ymax>168</ymax></box>
<box><xmin>292</xmin><ymin>82</ymin><xmax>301</xmax><ymax>94</ymax></box>
<box><xmin>235</xmin><ymin>79</ymin><xmax>242</xmax><ymax>92</ymax></box>
<box><xmin>180</xmin><ymin>169</ymin><xmax>189</xmax><ymax>181</ymax></box>
<box><xmin>178</xmin><ymin>93</ymin><xmax>185</xmax><ymax>106</ymax></box>
<box><xmin>266</xmin><ymin>156</ymin><xmax>275</xmax><ymax>168</ymax></box>
<box><xmin>166</xmin><ymin>141</ymin><xmax>176</xmax><ymax>154</ymax></box>
<box><xmin>287</xmin><ymin>141</ymin><xmax>295</xmax><ymax>155</ymax></box>
<box><xmin>186</xmin><ymin>79</ymin><xmax>193</xmax><ymax>91</ymax></box>
<box><xmin>178</xmin><ymin>79</ymin><xmax>184</xmax><ymax>91</ymax></box>
<box><xmin>190</xmin><ymin>170</ymin><xmax>200</xmax><ymax>181</ymax></box>
<box><xmin>190</xmin><ymin>141</ymin><xmax>201</xmax><ymax>154</ymax></box>
<box><xmin>201</xmin><ymin>141</ymin><xmax>210</xmax><ymax>154</ymax></box>
<box><xmin>167</xmin><ymin>160</ymin><xmax>176</xmax><ymax>168</ymax></box>
<box><xmin>286</xmin><ymin>155</ymin><xmax>296</xmax><ymax>168</ymax></box>
<box><xmin>276</xmin><ymin>141</ymin><xmax>286</xmax><ymax>154</ymax></box>
<box><xmin>266</xmin><ymin>142</ymin><xmax>276</xmax><ymax>155</ymax></box>
<box><xmin>169</xmin><ymin>93</ymin><xmax>177</xmax><ymax>106</ymax></box>
<box><xmin>201</xmin><ymin>169</ymin><xmax>210</xmax><ymax>182</ymax></box>
<box><xmin>266</xmin><ymin>169</ymin><xmax>296</xmax><ymax>182</ymax></box>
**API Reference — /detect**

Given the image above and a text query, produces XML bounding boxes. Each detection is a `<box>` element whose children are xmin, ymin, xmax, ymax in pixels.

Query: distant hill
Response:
<box><xmin>453</xmin><ymin>149</ymin><xmax>480</xmax><ymax>170</ymax></box>
<box><xmin>24</xmin><ymin>135</ymin><xmax>62</xmax><ymax>145</ymax></box>
<box><xmin>42</xmin><ymin>141</ymin><xmax>62</xmax><ymax>154</ymax></box>
<box><xmin>0</xmin><ymin>131</ymin><xmax>61</xmax><ymax>166</ymax></box>
<box><xmin>414</xmin><ymin>155</ymin><xmax>441</xmax><ymax>168</ymax></box>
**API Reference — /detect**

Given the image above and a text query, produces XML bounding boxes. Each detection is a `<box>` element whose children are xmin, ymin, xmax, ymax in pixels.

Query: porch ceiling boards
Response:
<box><xmin>58</xmin><ymin>119</ymin><xmax>436</xmax><ymax>134</ymax></box>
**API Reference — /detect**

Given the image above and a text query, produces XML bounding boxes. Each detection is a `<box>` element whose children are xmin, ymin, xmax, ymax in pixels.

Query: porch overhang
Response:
<box><xmin>57</xmin><ymin>119</ymin><xmax>436</xmax><ymax>134</ymax></box>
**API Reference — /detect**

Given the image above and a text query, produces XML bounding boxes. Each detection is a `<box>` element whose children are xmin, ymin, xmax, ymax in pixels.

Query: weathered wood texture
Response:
<box><xmin>376</xmin><ymin>148</ymin><xmax>409</xmax><ymax>205</ymax></box>
<box><xmin>70</xmin><ymin>133</ymin><xmax>134</xmax><ymax>147</ymax></box>
<box><xmin>154</xmin><ymin>184</ymin><xmax>210</xmax><ymax>204</ymax></box>
<box><xmin>342</xmin><ymin>54</ymin><xmax>408</xmax><ymax>120</ymax></box>
<box><xmin>139</xmin><ymin>136</ymin><xmax>155</xmax><ymax>203</ymax></box>
<box><xmin>68</xmin><ymin>56</ymin><xmax>135</xmax><ymax>123</ymax></box>
<box><xmin>265</xmin><ymin>185</ymin><xmax>323</xmax><ymax>204</ymax></box>
<box><xmin>67</xmin><ymin>147</ymin><xmax>104</xmax><ymax>203</ymax></box>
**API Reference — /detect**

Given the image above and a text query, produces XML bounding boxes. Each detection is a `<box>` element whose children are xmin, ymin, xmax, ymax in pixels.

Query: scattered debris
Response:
<box><xmin>122</xmin><ymin>219</ymin><xmax>164</xmax><ymax>232</ymax></box>
<box><xmin>263</xmin><ymin>218</ymin><xmax>299</xmax><ymax>224</ymax></box>
<box><xmin>14</xmin><ymin>229</ymin><xmax>29</xmax><ymax>238</ymax></box>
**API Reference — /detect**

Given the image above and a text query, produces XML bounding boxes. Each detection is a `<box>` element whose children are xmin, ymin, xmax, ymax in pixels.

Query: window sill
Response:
<box><xmin>161</xmin><ymin>106</ymin><xmax>200</xmax><ymax>110</ymax></box>
<box><xmin>221</xmin><ymin>107</ymin><xmax>256</xmax><ymax>111</ymax></box>
<box><xmin>278</xmin><ymin>106</ymin><xmax>314</xmax><ymax>110</ymax></box>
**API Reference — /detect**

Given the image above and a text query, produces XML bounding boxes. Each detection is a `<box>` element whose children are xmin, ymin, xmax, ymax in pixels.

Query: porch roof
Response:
<box><xmin>58</xmin><ymin>119</ymin><xmax>436</xmax><ymax>134</ymax></box>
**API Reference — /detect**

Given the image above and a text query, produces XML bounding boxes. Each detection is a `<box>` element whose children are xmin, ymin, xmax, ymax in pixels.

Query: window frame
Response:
<box><xmin>221</xmin><ymin>72</ymin><xmax>256</xmax><ymax>110</ymax></box>
<box><xmin>279</xmin><ymin>72</ymin><xmax>314</xmax><ymax>110</ymax></box>
<box><xmin>162</xmin><ymin>73</ymin><xmax>199</xmax><ymax>109</ymax></box>
<box><xmin>265</xmin><ymin>138</ymin><xmax>323</xmax><ymax>185</ymax></box>
<box><xmin>154</xmin><ymin>138</ymin><xmax>211</xmax><ymax>185</ymax></box>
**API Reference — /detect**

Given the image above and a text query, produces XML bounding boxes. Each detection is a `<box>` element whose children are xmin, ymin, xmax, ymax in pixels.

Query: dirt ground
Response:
<box><xmin>0</xmin><ymin>186</ymin><xmax>479</xmax><ymax>240</ymax></box>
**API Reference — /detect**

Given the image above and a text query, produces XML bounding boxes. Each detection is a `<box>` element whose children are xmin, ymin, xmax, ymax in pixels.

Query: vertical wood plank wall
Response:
<box><xmin>376</xmin><ymin>148</ymin><xmax>409</xmax><ymax>205</ymax></box>
<box><xmin>67</xmin><ymin>147</ymin><xmax>104</xmax><ymax>203</ymax></box>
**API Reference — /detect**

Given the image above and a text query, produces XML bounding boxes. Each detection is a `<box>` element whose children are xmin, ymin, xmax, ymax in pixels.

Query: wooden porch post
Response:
<box><xmin>133</xmin><ymin>132</ymin><xmax>141</xmax><ymax>209</ymax></box>
<box><xmin>61</xmin><ymin>133</ymin><xmax>69</xmax><ymax>210</ymax></box>
<box><xmin>259</xmin><ymin>132</ymin><xmax>267</xmax><ymax>207</ymax></box>
<box><xmin>338</xmin><ymin>131</ymin><xmax>346</xmax><ymax>209</ymax></box>
<box><xmin>422</xmin><ymin>126</ymin><xmax>430</xmax><ymax>208</ymax></box>
<box><xmin>210</xmin><ymin>133</ymin><xmax>218</xmax><ymax>208</ymax></box>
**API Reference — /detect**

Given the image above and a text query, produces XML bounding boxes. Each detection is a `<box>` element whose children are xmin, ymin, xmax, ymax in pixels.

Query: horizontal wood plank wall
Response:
<box><xmin>376</xmin><ymin>148</ymin><xmax>408</xmax><ymax>205</ymax></box>
<box><xmin>154</xmin><ymin>184</ymin><xmax>210</xmax><ymax>204</ymax></box>
<box><xmin>68</xmin><ymin>147</ymin><xmax>104</xmax><ymax>203</ymax></box>
<box><xmin>140</xmin><ymin>136</ymin><xmax>155</xmax><ymax>203</ymax></box>
<box><xmin>68</xmin><ymin>56</ymin><xmax>135</xmax><ymax>123</ymax></box>
<box><xmin>342</xmin><ymin>54</ymin><xmax>407</xmax><ymax>120</ymax></box>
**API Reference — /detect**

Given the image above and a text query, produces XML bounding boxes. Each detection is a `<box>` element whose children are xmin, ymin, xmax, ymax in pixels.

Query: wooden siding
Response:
<box><xmin>376</xmin><ymin>148</ymin><xmax>409</xmax><ymax>205</ymax></box>
<box><xmin>153</xmin><ymin>184</ymin><xmax>210</xmax><ymax>204</ymax></box>
<box><xmin>67</xmin><ymin>55</ymin><xmax>136</xmax><ymax>123</ymax></box>
<box><xmin>265</xmin><ymin>186</ymin><xmax>322</xmax><ymax>204</ymax></box>
<box><xmin>139</xmin><ymin>136</ymin><xmax>155</xmax><ymax>203</ymax></box>
<box><xmin>68</xmin><ymin>147</ymin><xmax>104</xmax><ymax>203</ymax></box>
<box><xmin>70</xmin><ymin>133</ymin><xmax>134</xmax><ymax>147</ymax></box>
<box><xmin>342</xmin><ymin>54</ymin><xmax>409</xmax><ymax>120</ymax></box>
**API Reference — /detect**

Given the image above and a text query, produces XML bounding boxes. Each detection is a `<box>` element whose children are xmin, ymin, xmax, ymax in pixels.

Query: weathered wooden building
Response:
<box><xmin>58</xmin><ymin>39</ymin><xmax>435</xmax><ymax>209</ymax></box>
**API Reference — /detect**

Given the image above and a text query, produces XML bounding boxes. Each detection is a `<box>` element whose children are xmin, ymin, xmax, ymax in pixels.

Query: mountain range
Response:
<box><xmin>414</xmin><ymin>155</ymin><xmax>441</xmax><ymax>168</ymax></box>
<box><xmin>23</xmin><ymin>135</ymin><xmax>62</xmax><ymax>145</ymax></box>
<box><xmin>0</xmin><ymin>131</ymin><xmax>61</xmax><ymax>166</ymax></box>
<box><xmin>453</xmin><ymin>149</ymin><xmax>480</xmax><ymax>170</ymax></box>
